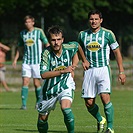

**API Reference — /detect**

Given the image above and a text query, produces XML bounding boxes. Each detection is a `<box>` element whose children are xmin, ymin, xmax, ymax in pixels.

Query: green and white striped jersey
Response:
<box><xmin>40</xmin><ymin>42</ymin><xmax>79</xmax><ymax>100</ymax></box>
<box><xmin>18</xmin><ymin>27</ymin><xmax>48</xmax><ymax>64</ymax></box>
<box><xmin>78</xmin><ymin>27</ymin><xmax>119</xmax><ymax>68</ymax></box>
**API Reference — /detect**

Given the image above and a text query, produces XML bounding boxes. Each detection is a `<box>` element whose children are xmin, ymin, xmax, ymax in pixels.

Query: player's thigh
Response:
<box><xmin>22</xmin><ymin>77</ymin><xmax>30</xmax><ymax>86</ymax></box>
<box><xmin>59</xmin><ymin>89</ymin><xmax>74</xmax><ymax>109</ymax></box>
<box><xmin>33</xmin><ymin>78</ymin><xmax>41</xmax><ymax>87</ymax></box>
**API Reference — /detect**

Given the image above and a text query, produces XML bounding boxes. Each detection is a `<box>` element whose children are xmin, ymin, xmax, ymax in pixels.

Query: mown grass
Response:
<box><xmin>0</xmin><ymin>89</ymin><xmax>133</xmax><ymax>133</ymax></box>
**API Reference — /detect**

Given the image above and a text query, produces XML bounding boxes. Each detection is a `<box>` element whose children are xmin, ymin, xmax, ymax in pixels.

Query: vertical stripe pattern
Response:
<box><xmin>18</xmin><ymin>27</ymin><xmax>48</xmax><ymax>64</ymax></box>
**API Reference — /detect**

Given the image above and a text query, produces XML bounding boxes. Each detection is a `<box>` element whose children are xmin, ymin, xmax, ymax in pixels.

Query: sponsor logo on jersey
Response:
<box><xmin>53</xmin><ymin>66</ymin><xmax>67</xmax><ymax>71</ymax></box>
<box><xmin>86</xmin><ymin>42</ymin><xmax>101</xmax><ymax>52</ymax></box>
<box><xmin>26</xmin><ymin>39</ymin><xmax>34</xmax><ymax>46</ymax></box>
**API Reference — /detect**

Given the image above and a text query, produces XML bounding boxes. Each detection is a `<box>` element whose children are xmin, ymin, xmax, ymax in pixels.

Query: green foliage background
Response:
<box><xmin>0</xmin><ymin>0</ymin><xmax>133</xmax><ymax>59</ymax></box>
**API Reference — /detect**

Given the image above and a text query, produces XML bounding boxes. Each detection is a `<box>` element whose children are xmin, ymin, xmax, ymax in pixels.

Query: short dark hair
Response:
<box><xmin>88</xmin><ymin>9</ymin><xmax>103</xmax><ymax>19</ymax></box>
<box><xmin>24</xmin><ymin>15</ymin><xmax>35</xmax><ymax>22</ymax></box>
<box><xmin>47</xmin><ymin>25</ymin><xmax>64</xmax><ymax>39</ymax></box>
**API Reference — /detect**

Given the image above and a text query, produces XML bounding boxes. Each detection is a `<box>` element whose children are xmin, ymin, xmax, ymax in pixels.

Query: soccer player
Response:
<box><xmin>12</xmin><ymin>15</ymin><xmax>49</xmax><ymax>110</ymax></box>
<box><xmin>37</xmin><ymin>25</ymin><xmax>88</xmax><ymax>133</ymax></box>
<box><xmin>78</xmin><ymin>9</ymin><xmax>126</xmax><ymax>133</ymax></box>
<box><xmin>0</xmin><ymin>42</ymin><xmax>10</xmax><ymax>91</ymax></box>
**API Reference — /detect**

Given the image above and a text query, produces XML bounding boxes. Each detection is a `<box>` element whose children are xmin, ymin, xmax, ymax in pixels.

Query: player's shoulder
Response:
<box><xmin>101</xmin><ymin>27</ymin><xmax>114</xmax><ymax>34</ymax></box>
<box><xmin>34</xmin><ymin>27</ymin><xmax>43</xmax><ymax>32</ymax></box>
<box><xmin>42</xmin><ymin>46</ymin><xmax>51</xmax><ymax>56</ymax></box>
<box><xmin>63</xmin><ymin>41</ymin><xmax>79</xmax><ymax>49</ymax></box>
<box><xmin>79</xmin><ymin>29</ymin><xmax>90</xmax><ymax>34</ymax></box>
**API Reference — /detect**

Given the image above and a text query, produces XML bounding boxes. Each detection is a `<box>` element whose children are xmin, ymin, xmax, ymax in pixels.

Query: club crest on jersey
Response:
<box><xmin>26</xmin><ymin>39</ymin><xmax>34</xmax><ymax>46</ymax></box>
<box><xmin>86</xmin><ymin>42</ymin><xmax>101</xmax><ymax>52</ymax></box>
<box><xmin>43</xmin><ymin>66</ymin><xmax>47</xmax><ymax>70</ymax></box>
<box><xmin>53</xmin><ymin>66</ymin><xmax>67</xmax><ymax>71</ymax></box>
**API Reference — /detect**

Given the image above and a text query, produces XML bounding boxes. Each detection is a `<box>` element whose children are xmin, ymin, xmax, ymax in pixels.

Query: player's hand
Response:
<box><xmin>61</xmin><ymin>66</ymin><xmax>74</xmax><ymax>74</ymax></box>
<box><xmin>12</xmin><ymin>60</ymin><xmax>17</xmax><ymax>69</ymax></box>
<box><xmin>118</xmin><ymin>73</ymin><xmax>126</xmax><ymax>85</ymax></box>
<box><xmin>82</xmin><ymin>60</ymin><xmax>90</xmax><ymax>70</ymax></box>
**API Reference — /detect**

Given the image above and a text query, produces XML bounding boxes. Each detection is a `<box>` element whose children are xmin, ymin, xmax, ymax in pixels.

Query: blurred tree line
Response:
<box><xmin>0</xmin><ymin>0</ymin><xmax>133</xmax><ymax>60</ymax></box>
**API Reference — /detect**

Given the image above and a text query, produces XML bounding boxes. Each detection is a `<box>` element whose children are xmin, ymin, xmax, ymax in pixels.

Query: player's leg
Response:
<box><xmin>37</xmin><ymin>113</ymin><xmax>49</xmax><ymax>133</ymax></box>
<box><xmin>0</xmin><ymin>67</ymin><xmax>9</xmax><ymax>91</ymax></box>
<box><xmin>21</xmin><ymin>64</ymin><xmax>31</xmax><ymax>109</ymax></box>
<box><xmin>82</xmin><ymin>68</ymin><xmax>105</xmax><ymax>132</ymax></box>
<box><xmin>85</xmin><ymin>98</ymin><xmax>103</xmax><ymax>122</ymax></box>
<box><xmin>100</xmin><ymin>94</ymin><xmax>114</xmax><ymax>131</ymax></box>
<box><xmin>98</xmin><ymin>66</ymin><xmax>114</xmax><ymax>132</ymax></box>
<box><xmin>60</xmin><ymin>89</ymin><xmax>75</xmax><ymax>133</ymax></box>
<box><xmin>21</xmin><ymin>77</ymin><xmax>30</xmax><ymax>109</ymax></box>
<box><xmin>1</xmin><ymin>80</ymin><xmax>9</xmax><ymax>91</ymax></box>
<box><xmin>32</xmin><ymin>64</ymin><xmax>42</xmax><ymax>108</ymax></box>
<box><xmin>37</xmin><ymin>97</ymin><xmax>57</xmax><ymax>133</ymax></box>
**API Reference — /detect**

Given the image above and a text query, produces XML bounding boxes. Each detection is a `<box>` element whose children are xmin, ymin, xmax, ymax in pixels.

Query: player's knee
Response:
<box><xmin>85</xmin><ymin>98</ymin><xmax>95</xmax><ymax>108</ymax></box>
<box><xmin>38</xmin><ymin>114</ymin><xmax>48</xmax><ymax>121</ymax></box>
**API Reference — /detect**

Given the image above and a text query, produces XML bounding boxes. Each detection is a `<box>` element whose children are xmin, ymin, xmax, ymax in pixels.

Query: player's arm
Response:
<box><xmin>41</xmin><ymin>66</ymin><xmax>74</xmax><ymax>79</ymax></box>
<box><xmin>113</xmin><ymin>47</ymin><xmax>126</xmax><ymax>85</ymax></box>
<box><xmin>12</xmin><ymin>48</ymin><xmax>19</xmax><ymax>68</ymax></box>
<box><xmin>40</xmin><ymin>29</ymin><xmax>50</xmax><ymax>48</ymax></box>
<box><xmin>78</xmin><ymin>44</ymin><xmax>90</xmax><ymax>70</ymax></box>
<box><xmin>0</xmin><ymin>42</ymin><xmax>10</xmax><ymax>51</ymax></box>
<box><xmin>71</xmin><ymin>52</ymin><xmax>79</xmax><ymax>78</ymax></box>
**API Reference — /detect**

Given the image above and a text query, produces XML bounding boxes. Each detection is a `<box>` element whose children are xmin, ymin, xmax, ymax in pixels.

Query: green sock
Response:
<box><xmin>37</xmin><ymin>119</ymin><xmax>48</xmax><ymax>133</ymax></box>
<box><xmin>62</xmin><ymin>108</ymin><xmax>74</xmax><ymax>133</ymax></box>
<box><xmin>87</xmin><ymin>104</ymin><xmax>102</xmax><ymax>122</ymax></box>
<box><xmin>35</xmin><ymin>87</ymin><xmax>42</xmax><ymax>103</ymax></box>
<box><xmin>21</xmin><ymin>86</ymin><xmax>28</xmax><ymax>106</ymax></box>
<box><xmin>104</xmin><ymin>102</ymin><xmax>114</xmax><ymax>129</ymax></box>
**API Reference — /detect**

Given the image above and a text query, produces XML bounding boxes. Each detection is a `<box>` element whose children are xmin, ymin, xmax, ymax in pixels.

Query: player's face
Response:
<box><xmin>89</xmin><ymin>14</ymin><xmax>103</xmax><ymax>32</ymax></box>
<box><xmin>49</xmin><ymin>32</ymin><xmax>64</xmax><ymax>54</ymax></box>
<box><xmin>25</xmin><ymin>19</ymin><xmax>34</xmax><ymax>31</ymax></box>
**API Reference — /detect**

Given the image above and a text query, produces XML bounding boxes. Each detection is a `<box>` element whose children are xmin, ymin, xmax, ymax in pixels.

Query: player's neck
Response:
<box><xmin>27</xmin><ymin>27</ymin><xmax>34</xmax><ymax>32</ymax></box>
<box><xmin>91</xmin><ymin>26</ymin><xmax>101</xmax><ymax>33</ymax></box>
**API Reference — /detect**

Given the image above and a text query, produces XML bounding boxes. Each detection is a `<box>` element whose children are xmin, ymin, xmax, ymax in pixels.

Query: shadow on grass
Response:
<box><xmin>15</xmin><ymin>129</ymin><xmax>96</xmax><ymax>133</ymax></box>
<box><xmin>0</xmin><ymin>107</ymin><xmax>20</xmax><ymax>110</ymax></box>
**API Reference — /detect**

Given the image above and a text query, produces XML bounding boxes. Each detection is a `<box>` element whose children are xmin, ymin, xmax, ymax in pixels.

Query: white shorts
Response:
<box><xmin>38</xmin><ymin>88</ymin><xmax>74</xmax><ymax>115</ymax></box>
<box><xmin>0</xmin><ymin>67</ymin><xmax>6</xmax><ymax>81</ymax></box>
<box><xmin>82</xmin><ymin>65</ymin><xmax>111</xmax><ymax>98</ymax></box>
<box><xmin>22</xmin><ymin>64</ymin><xmax>41</xmax><ymax>78</ymax></box>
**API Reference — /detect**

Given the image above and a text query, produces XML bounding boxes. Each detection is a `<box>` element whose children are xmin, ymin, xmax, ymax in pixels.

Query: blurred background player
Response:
<box><xmin>0</xmin><ymin>42</ymin><xmax>10</xmax><ymax>92</ymax></box>
<box><xmin>78</xmin><ymin>9</ymin><xmax>126</xmax><ymax>133</ymax></box>
<box><xmin>12</xmin><ymin>15</ymin><xmax>49</xmax><ymax>110</ymax></box>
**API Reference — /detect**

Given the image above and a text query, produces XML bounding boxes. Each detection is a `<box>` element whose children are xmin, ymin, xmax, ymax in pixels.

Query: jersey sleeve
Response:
<box><xmin>68</xmin><ymin>41</ymin><xmax>79</xmax><ymax>56</ymax></box>
<box><xmin>77</xmin><ymin>31</ymin><xmax>85</xmax><ymax>51</ymax></box>
<box><xmin>40</xmin><ymin>29</ymin><xmax>49</xmax><ymax>45</ymax></box>
<box><xmin>40</xmin><ymin>49</ymin><xmax>50</xmax><ymax>75</ymax></box>
<box><xmin>18</xmin><ymin>32</ymin><xmax>24</xmax><ymax>47</ymax></box>
<box><xmin>108</xmin><ymin>30</ymin><xmax>119</xmax><ymax>50</ymax></box>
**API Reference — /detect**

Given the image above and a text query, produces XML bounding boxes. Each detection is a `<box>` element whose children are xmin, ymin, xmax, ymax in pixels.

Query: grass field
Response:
<box><xmin>0</xmin><ymin>89</ymin><xmax>133</xmax><ymax>133</ymax></box>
